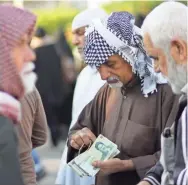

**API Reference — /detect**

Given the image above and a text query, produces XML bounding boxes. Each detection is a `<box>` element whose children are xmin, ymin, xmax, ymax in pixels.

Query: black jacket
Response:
<box><xmin>0</xmin><ymin>116</ymin><xmax>24</xmax><ymax>185</ymax></box>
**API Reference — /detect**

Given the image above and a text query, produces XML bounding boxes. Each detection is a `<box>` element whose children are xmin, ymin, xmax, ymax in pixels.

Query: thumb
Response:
<box><xmin>92</xmin><ymin>160</ymin><xmax>102</xmax><ymax>168</ymax></box>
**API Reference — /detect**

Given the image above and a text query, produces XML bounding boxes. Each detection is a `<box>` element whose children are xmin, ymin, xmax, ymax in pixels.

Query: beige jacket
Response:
<box><xmin>17</xmin><ymin>88</ymin><xmax>48</xmax><ymax>185</ymax></box>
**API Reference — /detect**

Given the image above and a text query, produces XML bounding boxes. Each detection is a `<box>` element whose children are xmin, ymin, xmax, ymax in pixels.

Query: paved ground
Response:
<box><xmin>37</xmin><ymin>140</ymin><xmax>66</xmax><ymax>185</ymax></box>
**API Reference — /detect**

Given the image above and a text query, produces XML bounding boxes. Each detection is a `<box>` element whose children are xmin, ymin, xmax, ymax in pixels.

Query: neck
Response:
<box><xmin>123</xmin><ymin>75</ymin><xmax>139</xmax><ymax>89</ymax></box>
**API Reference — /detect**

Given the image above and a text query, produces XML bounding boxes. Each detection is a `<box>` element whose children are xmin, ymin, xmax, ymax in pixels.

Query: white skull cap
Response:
<box><xmin>72</xmin><ymin>8</ymin><xmax>108</xmax><ymax>31</ymax></box>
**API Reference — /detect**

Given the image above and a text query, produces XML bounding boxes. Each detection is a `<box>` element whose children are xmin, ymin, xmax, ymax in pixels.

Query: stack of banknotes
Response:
<box><xmin>68</xmin><ymin>134</ymin><xmax>120</xmax><ymax>177</ymax></box>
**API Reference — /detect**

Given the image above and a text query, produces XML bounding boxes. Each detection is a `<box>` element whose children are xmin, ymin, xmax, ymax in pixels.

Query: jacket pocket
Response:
<box><xmin>121</xmin><ymin>120</ymin><xmax>157</xmax><ymax>157</ymax></box>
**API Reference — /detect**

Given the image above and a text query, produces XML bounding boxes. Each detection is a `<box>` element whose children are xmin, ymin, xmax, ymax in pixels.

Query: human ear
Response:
<box><xmin>170</xmin><ymin>39</ymin><xmax>187</xmax><ymax>65</ymax></box>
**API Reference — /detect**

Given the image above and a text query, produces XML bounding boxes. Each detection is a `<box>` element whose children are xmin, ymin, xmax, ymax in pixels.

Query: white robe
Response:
<box><xmin>56</xmin><ymin>65</ymin><xmax>105</xmax><ymax>185</ymax></box>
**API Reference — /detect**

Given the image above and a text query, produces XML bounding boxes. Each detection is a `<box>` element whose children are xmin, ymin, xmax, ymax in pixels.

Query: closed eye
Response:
<box><xmin>106</xmin><ymin>63</ymin><xmax>115</xmax><ymax>68</ymax></box>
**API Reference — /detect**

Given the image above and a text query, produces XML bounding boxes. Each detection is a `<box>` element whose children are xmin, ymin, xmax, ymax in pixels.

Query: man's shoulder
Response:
<box><xmin>157</xmin><ymin>83</ymin><xmax>178</xmax><ymax>98</ymax></box>
<box><xmin>157</xmin><ymin>83</ymin><xmax>172</xmax><ymax>93</ymax></box>
<box><xmin>21</xmin><ymin>88</ymin><xmax>40</xmax><ymax>109</ymax></box>
<box><xmin>0</xmin><ymin>115</ymin><xmax>13</xmax><ymax>126</ymax></box>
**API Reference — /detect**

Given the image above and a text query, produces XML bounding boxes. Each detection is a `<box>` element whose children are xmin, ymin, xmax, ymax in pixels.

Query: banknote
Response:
<box><xmin>68</xmin><ymin>134</ymin><xmax>120</xmax><ymax>177</ymax></box>
<box><xmin>109</xmin><ymin>148</ymin><xmax>120</xmax><ymax>159</ymax></box>
<box><xmin>78</xmin><ymin>134</ymin><xmax>117</xmax><ymax>176</ymax></box>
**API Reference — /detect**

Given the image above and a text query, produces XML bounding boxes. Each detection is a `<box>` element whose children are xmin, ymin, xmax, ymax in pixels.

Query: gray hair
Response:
<box><xmin>142</xmin><ymin>2</ymin><xmax>187</xmax><ymax>52</ymax></box>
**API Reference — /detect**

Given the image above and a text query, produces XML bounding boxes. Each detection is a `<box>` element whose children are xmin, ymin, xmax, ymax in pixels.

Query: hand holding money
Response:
<box><xmin>70</xmin><ymin>127</ymin><xmax>96</xmax><ymax>150</ymax></box>
<box><xmin>68</xmin><ymin>134</ymin><xmax>120</xmax><ymax>177</ymax></box>
<box><xmin>92</xmin><ymin>158</ymin><xmax>124</xmax><ymax>175</ymax></box>
<box><xmin>92</xmin><ymin>158</ymin><xmax>135</xmax><ymax>175</ymax></box>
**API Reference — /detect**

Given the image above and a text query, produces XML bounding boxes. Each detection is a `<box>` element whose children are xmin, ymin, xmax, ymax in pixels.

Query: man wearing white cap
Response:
<box><xmin>55</xmin><ymin>8</ymin><xmax>107</xmax><ymax>185</ymax></box>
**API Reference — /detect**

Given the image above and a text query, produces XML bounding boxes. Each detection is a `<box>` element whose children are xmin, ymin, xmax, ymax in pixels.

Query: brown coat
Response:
<box><xmin>17</xmin><ymin>88</ymin><xmax>48</xmax><ymax>185</ymax></box>
<box><xmin>67</xmin><ymin>82</ymin><xmax>179</xmax><ymax>185</ymax></box>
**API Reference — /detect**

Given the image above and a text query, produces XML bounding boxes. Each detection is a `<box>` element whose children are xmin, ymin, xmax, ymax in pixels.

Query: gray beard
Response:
<box><xmin>108</xmin><ymin>81</ymin><xmax>123</xmax><ymax>88</ymax></box>
<box><xmin>165</xmin><ymin>53</ymin><xmax>187</xmax><ymax>94</ymax></box>
<box><xmin>107</xmin><ymin>76</ymin><xmax>123</xmax><ymax>88</ymax></box>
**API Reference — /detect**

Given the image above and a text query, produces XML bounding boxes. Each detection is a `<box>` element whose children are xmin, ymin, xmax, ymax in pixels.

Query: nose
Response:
<box><xmin>72</xmin><ymin>35</ymin><xmax>79</xmax><ymax>46</ymax></box>
<box><xmin>98</xmin><ymin>65</ymin><xmax>111</xmax><ymax>80</ymax></box>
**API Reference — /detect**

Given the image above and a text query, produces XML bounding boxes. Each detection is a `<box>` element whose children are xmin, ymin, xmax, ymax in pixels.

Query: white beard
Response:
<box><xmin>20</xmin><ymin>62</ymin><xmax>37</xmax><ymax>94</ymax></box>
<box><xmin>165</xmin><ymin>52</ymin><xmax>187</xmax><ymax>94</ymax></box>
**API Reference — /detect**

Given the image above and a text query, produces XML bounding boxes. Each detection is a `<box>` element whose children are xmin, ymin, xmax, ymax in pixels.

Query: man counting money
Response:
<box><xmin>67</xmin><ymin>12</ymin><xmax>179</xmax><ymax>185</ymax></box>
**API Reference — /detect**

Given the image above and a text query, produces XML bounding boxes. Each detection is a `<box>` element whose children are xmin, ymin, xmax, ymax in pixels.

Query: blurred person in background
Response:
<box><xmin>138</xmin><ymin>2</ymin><xmax>187</xmax><ymax>185</ymax></box>
<box><xmin>18</xmin><ymin>87</ymin><xmax>48</xmax><ymax>185</ymax></box>
<box><xmin>56</xmin><ymin>8</ymin><xmax>107</xmax><ymax>185</ymax></box>
<box><xmin>28</xmin><ymin>27</ymin><xmax>50</xmax><ymax>180</ymax></box>
<box><xmin>30</xmin><ymin>27</ymin><xmax>54</xmax><ymax>49</ymax></box>
<box><xmin>0</xmin><ymin>4</ymin><xmax>36</xmax><ymax>185</ymax></box>
<box><xmin>67</xmin><ymin>11</ymin><xmax>179</xmax><ymax>185</ymax></box>
<box><xmin>55</xmin><ymin>28</ymin><xmax>76</xmax><ymax>137</ymax></box>
<box><xmin>34</xmin><ymin>27</ymin><xmax>75</xmax><ymax>146</ymax></box>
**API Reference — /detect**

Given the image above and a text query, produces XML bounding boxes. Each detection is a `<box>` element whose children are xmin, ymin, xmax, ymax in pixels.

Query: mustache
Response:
<box><xmin>107</xmin><ymin>76</ymin><xmax>120</xmax><ymax>82</ymax></box>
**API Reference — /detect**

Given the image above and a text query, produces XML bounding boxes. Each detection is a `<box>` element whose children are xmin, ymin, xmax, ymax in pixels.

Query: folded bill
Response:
<box><xmin>68</xmin><ymin>134</ymin><xmax>120</xmax><ymax>177</ymax></box>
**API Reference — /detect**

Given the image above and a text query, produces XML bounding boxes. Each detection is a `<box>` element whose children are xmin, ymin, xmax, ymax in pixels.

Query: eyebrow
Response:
<box><xmin>106</xmin><ymin>59</ymin><xmax>116</xmax><ymax>64</ymax></box>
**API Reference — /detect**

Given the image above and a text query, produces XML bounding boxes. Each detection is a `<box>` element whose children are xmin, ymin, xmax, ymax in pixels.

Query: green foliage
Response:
<box><xmin>34</xmin><ymin>4</ymin><xmax>79</xmax><ymax>34</ymax></box>
<box><xmin>103</xmin><ymin>1</ymin><xmax>163</xmax><ymax>16</ymax></box>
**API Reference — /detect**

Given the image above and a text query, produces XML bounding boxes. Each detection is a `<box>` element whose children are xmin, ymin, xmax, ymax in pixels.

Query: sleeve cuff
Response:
<box><xmin>177</xmin><ymin>168</ymin><xmax>187</xmax><ymax>185</ymax></box>
<box><xmin>143</xmin><ymin>176</ymin><xmax>160</xmax><ymax>185</ymax></box>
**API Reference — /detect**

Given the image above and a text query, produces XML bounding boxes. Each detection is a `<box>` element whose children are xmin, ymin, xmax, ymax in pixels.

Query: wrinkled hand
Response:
<box><xmin>92</xmin><ymin>159</ymin><xmax>135</xmax><ymax>175</ymax></box>
<box><xmin>92</xmin><ymin>158</ymin><xmax>124</xmax><ymax>175</ymax></box>
<box><xmin>137</xmin><ymin>181</ymin><xmax>151</xmax><ymax>185</ymax></box>
<box><xmin>70</xmin><ymin>127</ymin><xmax>96</xmax><ymax>150</ymax></box>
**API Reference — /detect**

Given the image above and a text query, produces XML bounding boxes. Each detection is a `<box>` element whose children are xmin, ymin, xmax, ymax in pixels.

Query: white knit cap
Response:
<box><xmin>72</xmin><ymin>8</ymin><xmax>108</xmax><ymax>31</ymax></box>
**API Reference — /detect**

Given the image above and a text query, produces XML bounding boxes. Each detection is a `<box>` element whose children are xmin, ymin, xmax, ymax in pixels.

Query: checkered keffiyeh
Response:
<box><xmin>84</xmin><ymin>29</ymin><xmax>116</xmax><ymax>67</ymax></box>
<box><xmin>84</xmin><ymin>11</ymin><xmax>167</xmax><ymax>97</ymax></box>
<box><xmin>0</xmin><ymin>4</ymin><xmax>36</xmax><ymax>99</ymax></box>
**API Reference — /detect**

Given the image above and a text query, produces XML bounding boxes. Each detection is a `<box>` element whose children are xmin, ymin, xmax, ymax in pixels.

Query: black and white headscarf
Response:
<box><xmin>84</xmin><ymin>11</ymin><xmax>167</xmax><ymax>97</ymax></box>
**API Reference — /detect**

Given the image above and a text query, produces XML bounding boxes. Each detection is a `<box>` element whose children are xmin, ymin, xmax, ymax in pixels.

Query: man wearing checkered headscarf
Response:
<box><xmin>0</xmin><ymin>4</ymin><xmax>36</xmax><ymax>185</ymax></box>
<box><xmin>67</xmin><ymin>12</ymin><xmax>179</xmax><ymax>185</ymax></box>
<box><xmin>84</xmin><ymin>11</ymin><xmax>167</xmax><ymax>97</ymax></box>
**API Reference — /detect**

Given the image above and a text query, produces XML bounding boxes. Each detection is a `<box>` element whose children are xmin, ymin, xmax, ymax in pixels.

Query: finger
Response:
<box><xmin>93</xmin><ymin>159</ymin><xmax>116</xmax><ymax>168</ymax></box>
<box><xmin>72</xmin><ymin>133</ymin><xmax>84</xmax><ymax>147</ymax></box>
<box><xmin>70</xmin><ymin>140</ymin><xmax>80</xmax><ymax>150</ymax></box>
<box><xmin>79</xmin><ymin>131</ymin><xmax>91</xmax><ymax>146</ymax></box>
<box><xmin>92</xmin><ymin>160</ymin><xmax>102</xmax><ymax>168</ymax></box>
<box><xmin>82</xmin><ymin>128</ymin><xmax>96</xmax><ymax>142</ymax></box>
